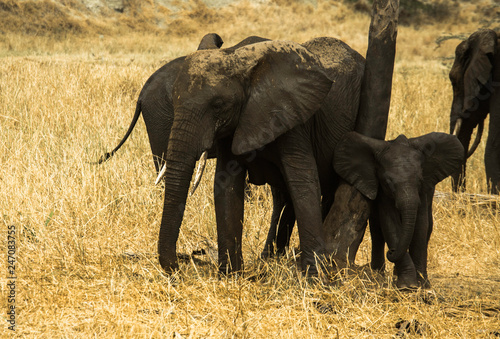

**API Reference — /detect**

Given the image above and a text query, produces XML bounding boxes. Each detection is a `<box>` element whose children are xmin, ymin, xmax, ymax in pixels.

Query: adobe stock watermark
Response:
<box><xmin>6</xmin><ymin>225</ymin><xmax>16</xmax><ymax>331</ymax></box>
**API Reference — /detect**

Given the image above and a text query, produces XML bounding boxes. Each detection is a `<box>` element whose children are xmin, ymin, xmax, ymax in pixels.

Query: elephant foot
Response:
<box><xmin>261</xmin><ymin>245</ymin><xmax>287</xmax><ymax>259</ymax></box>
<box><xmin>159</xmin><ymin>253</ymin><xmax>179</xmax><ymax>273</ymax></box>
<box><xmin>260</xmin><ymin>250</ymin><xmax>272</xmax><ymax>259</ymax></box>
<box><xmin>301</xmin><ymin>251</ymin><xmax>330</xmax><ymax>277</ymax></box>
<box><xmin>218</xmin><ymin>255</ymin><xmax>243</xmax><ymax>275</ymax></box>
<box><xmin>395</xmin><ymin>276</ymin><xmax>419</xmax><ymax>291</ymax></box>
<box><xmin>260</xmin><ymin>243</ymin><xmax>276</xmax><ymax>259</ymax></box>
<box><xmin>394</xmin><ymin>255</ymin><xmax>418</xmax><ymax>290</ymax></box>
<box><xmin>370</xmin><ymin>261</ymin><xmax>386</xmax><ymax>273</ymax></box>
<box><xmin>417</xmin><ymin>272</ymin><xmax>432</xmax><ymax>289</ymax></box>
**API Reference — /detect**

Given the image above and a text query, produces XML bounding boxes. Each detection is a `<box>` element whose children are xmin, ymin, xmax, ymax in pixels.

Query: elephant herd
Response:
<box><xmin>98</xmin><ymin>0</ymin><xmax>499</xmax><ymax>290</ymax></box>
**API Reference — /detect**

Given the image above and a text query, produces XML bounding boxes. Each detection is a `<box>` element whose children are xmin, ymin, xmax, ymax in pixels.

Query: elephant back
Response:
<box><xmin>302</xmin><ymin>37</ymin><xmax>365</xmax><ymax>78</ymax></box>
<box><xmin>303</xmin><ymin>37</ymin><xmax>365</xmax><ymax>159</ymax></box>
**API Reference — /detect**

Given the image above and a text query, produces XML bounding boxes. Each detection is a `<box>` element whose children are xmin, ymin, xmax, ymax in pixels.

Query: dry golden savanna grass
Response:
<box><xmin>1</xmin><ymin>0</ymin><xmax>499</xmax><ymax>337</ymax></box>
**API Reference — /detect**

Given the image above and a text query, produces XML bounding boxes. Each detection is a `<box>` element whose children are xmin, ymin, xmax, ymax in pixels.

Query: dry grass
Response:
<box><xmin>1</xmin><ymin>0</ymin><xmax>499</xmax><ymax>337</ymax></box>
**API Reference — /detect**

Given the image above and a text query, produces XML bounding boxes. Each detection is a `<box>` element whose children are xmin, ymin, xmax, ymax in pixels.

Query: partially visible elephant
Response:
<box><xmin>334</xmin><ymin>131</ymin><xmax>463</xmax><ymax>288</ymax></box>
<box><xmin>449</xmin><ymin>29</ymin><xmax>500</xmax><ymax>194</ymax></box>
<box><xmin>156</xmin><ymin>37</ymin><xmax>366</xmax><ymax>274</ymax></box>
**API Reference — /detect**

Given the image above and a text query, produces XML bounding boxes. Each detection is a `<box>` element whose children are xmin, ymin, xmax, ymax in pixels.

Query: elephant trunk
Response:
<box><xmin>157</xmin><ymin>118</ymin><xmax>202</xmax><ymax>272</ymax></box>
<box><xmin>386</xmin><ymin>186</ymin><xmax>418</xmax><ymax>263</ymax></box>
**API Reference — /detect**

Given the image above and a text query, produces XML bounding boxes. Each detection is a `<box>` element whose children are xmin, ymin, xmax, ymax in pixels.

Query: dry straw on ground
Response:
<box><xmin>0</xmin><ymin>0</ymin><xmax>499</xmax><ymax>337</ymax></box>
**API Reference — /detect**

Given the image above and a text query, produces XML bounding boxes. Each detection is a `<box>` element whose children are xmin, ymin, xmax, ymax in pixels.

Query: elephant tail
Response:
<box><xmin>94</xmin><ymin>101</ymin><xmax>142</xmax><ymax>165</ymax></box>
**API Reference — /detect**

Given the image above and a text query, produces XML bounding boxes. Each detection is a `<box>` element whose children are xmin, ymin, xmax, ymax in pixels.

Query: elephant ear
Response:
<box><xmin>231</xmin><ymin>41</ymin><xmax>333</xmax><ymax>155</ymax></box>
<box><xmin>463</xmin><ymin>29</ymin><xmax>498</xmax><ymax>112</ymax></box>
<box><xmin>197</xmin><ymin>33</ymin><xmax>224</xmax><ymax>50</ymax></box>
<box><xmin>409</xmin><ymin>132</ymin><xmax>464</xmax><ymax>187</ymax></box>
<box><xmin>334</xmin><ymin>132</ymin><xmax>387</xmax><ymax>200</ymax></box>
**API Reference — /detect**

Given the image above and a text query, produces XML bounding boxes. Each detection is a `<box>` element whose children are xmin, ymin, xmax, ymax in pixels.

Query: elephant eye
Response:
<box><xmin>211</xmin><ymin>98</ymin><xmax>225</xmax><ymax>111</ymax></box>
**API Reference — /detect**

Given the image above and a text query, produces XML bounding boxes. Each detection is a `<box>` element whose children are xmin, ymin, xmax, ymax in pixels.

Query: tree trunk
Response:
<box><xmin>324</xmin><ymin>0</ymin><xmax>399</xmax><ymax>266</ymax></box>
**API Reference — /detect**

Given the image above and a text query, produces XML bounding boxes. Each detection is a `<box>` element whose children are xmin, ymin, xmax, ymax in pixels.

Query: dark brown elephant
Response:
<box><xmin>449</xmin><ymin>29</ymin><xmax>500</xmax><ymax>193</ymax></box>
<box><xmin>155</xmin><ymin>38</ymin><xmax>365</xmax><ymax>275</ymax></box>
<box><xmin>334</xmin><ymin>131</ymin><xmax>463</xmax><ymax>288</ymax></box>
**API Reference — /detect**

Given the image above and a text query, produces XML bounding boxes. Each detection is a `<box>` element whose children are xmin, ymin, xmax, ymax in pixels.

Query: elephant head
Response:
<box><xmin>334</xmin><ymin>132</ymin><xmax>463</xmax><ymax>264</ymax></box>
<box><xmin>449</xmin><ymin>29</ymin><xmax>499</xmax><ymax>192</ymax></box>
<box><xmin>157</xmin><ymin>40</ymin><xmax>333</xmax><ymax>272</ymax></box>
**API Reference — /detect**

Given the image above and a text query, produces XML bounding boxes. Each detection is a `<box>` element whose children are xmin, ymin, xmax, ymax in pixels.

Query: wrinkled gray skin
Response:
<box><xmin>334</xmin><ymin>131</ymin><xmax>464</xmax><ymax>289</ymax></box>
<box><xmin>449</xmin><ymin>29</ymin><xmax>500</xmax><ymax>194</ymax></box>
<box><xmin>160</xmin><ymin>37</ymin><xmax>365</xmax><ymax>275</ymax></box>
<box><xmin>99</xmin><ymin>33</ymin><xmax>296</xmax><ymax>263</ymax></box>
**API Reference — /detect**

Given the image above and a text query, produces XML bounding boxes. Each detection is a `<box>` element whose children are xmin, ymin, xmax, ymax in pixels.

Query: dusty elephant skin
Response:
<box><xmin>334</xmin><ymin>131</ymin><xmax>464</xmax><ymax>289</ymax></box>
<box><xmin>158</xmin><ymin>37</ymin><xmax>365</xmax><ymax>275</ymax></box>
<box><xmin>97</xmin><ymin>33</ymin><xmax>298</xmax><ymax>264</ymax></box>
<box><xmin>449</xmin><ymin>29</ymin><xmax>500</xmax><ymax>194</ymax></box>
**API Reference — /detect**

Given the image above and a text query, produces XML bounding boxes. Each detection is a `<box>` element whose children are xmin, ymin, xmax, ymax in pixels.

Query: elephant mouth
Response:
<box><xmin>155</xmin><ymin>150</ymin><xmax>208</xmax><ymax>197</ymax></box>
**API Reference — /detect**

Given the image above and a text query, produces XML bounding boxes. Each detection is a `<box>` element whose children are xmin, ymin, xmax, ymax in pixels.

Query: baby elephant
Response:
<box><xmin>334</xmin><ymin>132</ymin><xmax>464</xmax><ymax>289</ymax></box>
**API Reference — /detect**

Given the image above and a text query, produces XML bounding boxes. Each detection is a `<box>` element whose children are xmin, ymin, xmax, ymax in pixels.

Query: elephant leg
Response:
<box><xmin>261</xmin><ymin>187</ymin><xmax>295</xmax><ymax>258</ymax></box>
<box><xmin>369</xmin><ymin>205</ymin><xmax>386</xmax><ymax>273</ymax></box>
<box><xmin>278</xmin><ymin>136</ymin><xmax>325</xmax><ymax>274</ymax></box>
<box><xmin>147</xmin><ymin>124</ymin><xmax>170</xmax><ymax>173</ymax></box>
<box><xmin>393</xmin><ymin>253</ymin><xmax>418</xmax><ymax>290</ymax></box>
<box><xmin>141</xmin><ymin>98</ymin><xmax>174</xmax><ymax>173</ymax></box>
<box><xmin>409</xmin><ymin>189</ymin><xmax>432</xmax><ymax>288</ymax></box>
<box><xmin>214</xmin><ymin>139</ymin><xmax>246</xmax><ymax>274</ymax></box>
<box><xmin>274</xmin><ymin>196</ymin><xmax>295</xmax><ymax>255</ymax></box>
<box><xmin>485</xmin><ymin>99</ymin><xmax>500</xmax><ymax>194</ymax></box>
<box><xmin>261</xmin><ymin>186</ymin><xmax>284</xmax><ymax>258</ymax></box>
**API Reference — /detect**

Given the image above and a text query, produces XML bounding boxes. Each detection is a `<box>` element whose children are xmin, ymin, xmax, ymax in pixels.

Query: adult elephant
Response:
<box><xmin>334</xmin><ymin>131</ymin><xmax>463</xmax><ymax>289</ymax></box>
<box><xmin>156</xmin><ymin>37</ymin><xmax>365</xmax><ymax>275</ymax></box>
<box><xmin>449</xmin><ymin>29</ymin><xmax>500</xmax><ymax>193</ymax></box>
<box><xmin>98</xmin><ymin>33</ymin><xmax>297</xmax><ymax>264</ymax></box>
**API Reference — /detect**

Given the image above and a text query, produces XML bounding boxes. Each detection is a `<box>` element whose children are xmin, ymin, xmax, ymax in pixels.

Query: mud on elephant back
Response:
<box><xmin>449</xmin><ymin>29</ymin><xmax>500</xmax><ymax>194</ymax></box>
<box><xmin>334</xmin><ymin>131</ymin><xmax>464</xmax><ymax>289</ymax></box>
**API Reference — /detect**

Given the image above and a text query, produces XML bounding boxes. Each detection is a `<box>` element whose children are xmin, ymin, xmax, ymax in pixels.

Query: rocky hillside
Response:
<box><xmin>79</xmin><ymin>0</ymin><xmax>250</xmax><ymax>13</ymax></box>
<box><xmin>0</xmin><ymin>0</ymin><xmax>498</xmax><ymax>36</ymax></box>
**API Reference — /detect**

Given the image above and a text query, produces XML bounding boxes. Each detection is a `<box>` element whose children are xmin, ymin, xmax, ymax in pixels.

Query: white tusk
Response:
<box><xmin>190</xmin><ymin>151</ymin><xmax>208</xmax><ymax>196</ymax></box>
<box><xmin>155</xmin><ymin>162</ymin><xmax>167</xmax><ymax>185</ymax></box>
<box><xmin>452</xmin><ymin>118</ymin><xmax>462</xmax><ymax>136</ymax></box>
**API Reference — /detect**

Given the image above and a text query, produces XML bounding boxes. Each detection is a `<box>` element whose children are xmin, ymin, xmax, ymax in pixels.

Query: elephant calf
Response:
<box><xmin>333</xmin><ymin>131</ymin><xmax>463</xmax><ymax>289</ymax></box>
